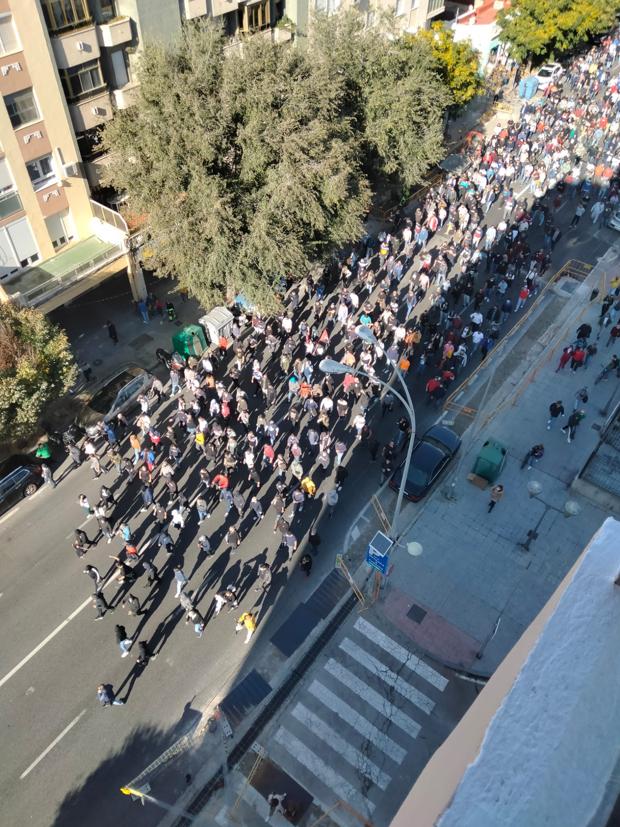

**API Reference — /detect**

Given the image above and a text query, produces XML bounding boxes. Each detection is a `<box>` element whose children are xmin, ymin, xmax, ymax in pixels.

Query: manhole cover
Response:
<box><xmin>407</xmin><ymin>603</ymin><xmax>428</xmax><ymax>624</ymax></box>
<box><xmin>128</xmin><ymin>333</ymin><xmax>154</xmax><ymax>349</ymax></box>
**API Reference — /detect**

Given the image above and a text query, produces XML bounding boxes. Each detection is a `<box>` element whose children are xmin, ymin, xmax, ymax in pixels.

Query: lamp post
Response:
<box><xmin>319</xmin><ymin>340</ymin><xmax>416</xmax><ymax>540</ymax></box>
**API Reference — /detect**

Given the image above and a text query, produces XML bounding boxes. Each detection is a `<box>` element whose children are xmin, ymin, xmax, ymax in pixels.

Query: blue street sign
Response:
<box><xmin>366</xmin><ymin>546</ymin><xmax>390</xmax><ymax>574</ymax></box>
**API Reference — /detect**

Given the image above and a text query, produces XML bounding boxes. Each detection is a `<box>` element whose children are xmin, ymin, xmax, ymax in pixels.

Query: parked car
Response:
<box><xmin>535</xmin><ymin>63</ymin><xmax>563</xmax><ymax>91</ymax></box>
<box><xmin>389</xmin><ymin>425</ymin><xmax>461</xmax><ymax>502</ymax></box>
<box><xmin>77</xmin><ymin>367</ymin><xmax>154</xmax><ymax>438</ymax></box>
<box><xmin>607</xmin><ymin>209</ymin><xmax>620</xmax><ymax>232</ymax></box>
<box><xmin>0</xmin><ymin>455</ymin><xmax>42</xmax><ymax>516</ymax></box>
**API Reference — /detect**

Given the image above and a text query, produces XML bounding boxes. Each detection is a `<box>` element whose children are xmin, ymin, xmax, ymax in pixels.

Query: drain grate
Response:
<box><xmin>407</xmin><ymin>603</ymin><xmax>428</xmax><ymax>624</ymax></box>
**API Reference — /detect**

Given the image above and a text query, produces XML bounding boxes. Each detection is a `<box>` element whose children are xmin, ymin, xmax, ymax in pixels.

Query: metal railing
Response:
<box><xmin>22</xmin><ymin>244</ymin><xmax>125</xmax><ymax>306</ymax></box>
<box><xmin>91</xmin><ymin>198</ymin><xmax>128</xmax><ymax>233</ymax></box>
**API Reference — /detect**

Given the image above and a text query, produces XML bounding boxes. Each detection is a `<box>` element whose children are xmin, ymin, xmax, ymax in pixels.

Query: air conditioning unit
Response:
<box><xmin>62</xmin><ymin>162</ymin><xmax>79</xmax><ymax>178</ymax></box>
<box><xmin>91</xmin><ymin>106</ymin><xmax>106</xmax><ymax>116</ymax></box>
<box><xmin>76</xmin><ymin>41</ymin><xmax>87</xmax><ymax>51</ymax></box>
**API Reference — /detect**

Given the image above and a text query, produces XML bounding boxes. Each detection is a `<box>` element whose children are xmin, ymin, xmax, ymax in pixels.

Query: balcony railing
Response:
<box><xmin>91</xmin><ymin>198</ymin><xmax>128</xmax><ymax>233</ymax></box>
<box><xmin>0</xmin><ymin>190</ymin><xmax>22</xmax><ymax>219</ymax></box>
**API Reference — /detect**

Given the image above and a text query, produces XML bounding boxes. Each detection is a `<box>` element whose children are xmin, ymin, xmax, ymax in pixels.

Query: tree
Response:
<box><xmin>498</xmin><ymin>0</ymin><xmax>620</xmax><ymax>63</ymax></box>
<box><xmin>0</xmin><ymin>304</ymin><xmax>77</xmax><ymax>443</ymax></box>
<box><xmin>410</xmin><ymin>23</ymin><xmax>482</xmax><ymax>109</ymax></box>
<box><xmin>309</xmin><ymin>11</ymin><xmax>452</xmax><ymax>188</ymax></box>
<box><xmin>102</xmin><ymin>24</ymin><xmax>371</xmax><ymax>312</ymax></box>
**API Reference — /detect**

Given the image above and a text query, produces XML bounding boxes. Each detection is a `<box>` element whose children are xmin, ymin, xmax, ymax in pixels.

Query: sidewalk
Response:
<box><xmin>373</xmin><ymin>249</ymin><xmax>618</xmax><ymax>675</ymax></box>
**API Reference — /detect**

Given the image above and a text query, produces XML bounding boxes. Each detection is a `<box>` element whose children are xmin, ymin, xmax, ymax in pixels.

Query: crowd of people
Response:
<box><xmin>45</xmin><ymin>31</ymin><xmax>620</xmax><ymax>707</ymax></box>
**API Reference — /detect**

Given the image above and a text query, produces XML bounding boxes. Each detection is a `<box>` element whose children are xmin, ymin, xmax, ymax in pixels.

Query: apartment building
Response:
<box><xmin>287</xmin><ymin>0</ymin><xmax>445</xmax><ymax>41</ymax></box>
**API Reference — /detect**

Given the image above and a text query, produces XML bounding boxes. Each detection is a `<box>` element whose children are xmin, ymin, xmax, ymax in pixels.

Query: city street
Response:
<box><xmin>2</xmin><ymin>103</ymin><xmax>619</xmax><ymax>826</ymax></box>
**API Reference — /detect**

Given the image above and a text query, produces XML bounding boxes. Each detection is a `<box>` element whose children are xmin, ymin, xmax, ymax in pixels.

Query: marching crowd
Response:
<box><xmin>50</xmin><ymin>31</ymin><xmax>620</xmax><ymax>707</ymax></box>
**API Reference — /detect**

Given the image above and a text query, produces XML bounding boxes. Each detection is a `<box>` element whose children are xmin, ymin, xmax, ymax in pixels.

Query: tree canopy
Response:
<box><xmin>408</xmin><ymin>23</ymin><xmax>482</xmax><ymax>109</ymax></box>
<box><xmin>102</xmin><ymin>17</ymin><xmax>452</xmax><ymax>310</ymax></box>
<box><xmin>498</xmin><ymin>0</ymin><xmax>620</xmax><ymax>63</ymax></box>
<box><xmin>0</xmin><ymin>304</ymin><xmax>76</xmax><ymax>443</ymax></box>
<box><xmin>102</xmin><ymin>25</ymin><xmax>370</xmax><ymax>311</ymax></box>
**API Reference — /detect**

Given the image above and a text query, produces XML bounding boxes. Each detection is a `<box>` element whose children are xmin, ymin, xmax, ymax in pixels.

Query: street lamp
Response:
<box><xmin>319</xmin><ymin>333</ymin><xmax>416</xmax><ymax>540</ymax></box>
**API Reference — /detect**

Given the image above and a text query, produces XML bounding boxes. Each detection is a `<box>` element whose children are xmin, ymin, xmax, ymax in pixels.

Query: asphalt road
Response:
<box><xmin>0</xmin><ymin>195</ymin><xmax>614</xmax><ymax>827</ymax></box>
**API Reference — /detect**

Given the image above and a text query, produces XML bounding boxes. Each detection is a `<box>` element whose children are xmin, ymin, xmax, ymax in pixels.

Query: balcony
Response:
<box><xmin>211</xmin><ymin>0</ymin><xmax>239</xmax><ymax>15</ymax></box>
<box><xmin>427</xmin><ymin>0</ymin><xmax>445</xmax><ymax>15</ymax></box>
<box><xmin>96</xmin><ymin>17</ymin><xmax>132</xmax><ymax>48</ymax></box>
<box><xmin>51</xmin><ymin>25</ymin><xmax>100</xmax><ymax>70</ymax></box>
<box><xmin>69</xmin><ymin>89</ymin><xmax>113</xmax><ymax>132</ymax></box>
<box><xmin>184</xmin><ymin>0</ymin><xmax>208</xmax><ymax>18</ymax></box>
<box><xmin>112</xmin><ymin>81</ymin><xmax>139</xmax><ymax>110</ymax></box>
<box><xmin>2</xmin><ymin>235</ymin><xmax>126</xmax><ymax>310</ymax></box>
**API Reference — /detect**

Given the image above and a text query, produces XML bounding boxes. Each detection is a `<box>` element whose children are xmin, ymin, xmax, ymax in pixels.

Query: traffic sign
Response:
<box><xmin>366</xmin><ymin>531</ymin><xmax>393</xmax><ymax>575</ymax></box>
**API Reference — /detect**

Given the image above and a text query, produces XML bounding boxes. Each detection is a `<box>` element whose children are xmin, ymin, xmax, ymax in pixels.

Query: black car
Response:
<box><xmin>389</xmin><ymin>425</ymin><xmax>461</xmax><ymax>502</ymax></box>
<box><xmin>0</xmin><ymin>455</ymin><xmax>43</xmax><ymax>516</ymax></box>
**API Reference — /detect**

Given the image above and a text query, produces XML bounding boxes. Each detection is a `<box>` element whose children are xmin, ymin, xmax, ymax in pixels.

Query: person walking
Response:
<box><xmin>250</xmin><ymin>496</ymin><xmax>264</xmax><ymax>522</ymax></box>
<box><xmin>562</xmin><ymin>410</ymin><xmax>586</xmax><ymax>443</ymax></box>
<box><xmin>106</xmin><ymin>320</ymin><xmax>118</xmax><ymax>344</ymax></box>
<box><xmin>235</xmin><ymin>611</ymin><xmax>257</xmax><ymax>644</ymax></box>
<box><xmin>255</xmin><ymin>562</ymin><xmax>272</xmax><ymax>594</ymax></box>
<box><xmin>197</xmin><ymin>535</ymin><xmax>214</xmax><ymax>557</ymax></box>
<box><xmin>521</xmin><ymin>444</ymin><xmax>544</xmax><ymax>470</ymax></box>
<box><xmin>84</xmin><ymin>564</ymin><xmax>102</xmax><ymax>588</ymax></box>
<box><xmin>300</xmin><ymin>553</ymin><xmax>313</xmax><ymax>577</ymax></box>
<box><xmin>487</xmin><ymin>484</ymin><xmax>504</xmax><ymax>513</ymax></box>
<box><xmin>41</xmin><ymin>463</ymin><xmax>56</xmax><ymax>488</ymax></box>
<box><xmin>325</xmin><ymin>488</ymin><xmax>339</xmax><ymax>517</ymax></box>
<box><xmin>213</xmin><ymin>586</ymin><xmax>239</xmax><ymax>616</ymax></box>
<box><xmin>283</xmin><ymin>531</ymin><xmax>298</xmax><ymax>561</ymax></box>
<box><xmin>186</xmin><ymin>607</ymin><xmax>205</xmax><ymax>637</ymax></box>
<box><xmin>122</xmin><ymin>593</ymin><xmax>144</xmax><ymax>617</ymax></box>
<box><xmin>225</xmin><ymin>525</ymin><xmax>241</xmax><ymax>553</ymax></box>
<box><xmin>570</xmin><ymin>202</ymin><xmax>585</xmax><ymax>227</ymax></box>
<box><xmin>173</xmin><ymin>565</ymin><xmax>188</xmax><ymax>598</ymax></box>
<box><xmin>142</xmin><ymin>559</ymin><xmax>161</xmax><ymax>587</ymax></box>
<box><xmin>573</xmin><ymin>387</ymin><xmax>589</xmax><ymax>410</ymax></box>
<box><xmin>547</xmin><ymin>401</ymin><xmax>565</xmax><ymax>429</ymax></box>
<box><xmin>97</xmin><ymin>684</ymin><xmax>124</xmax><ymax>707</ymax></box>
<box><xmin>93</xmin><ymin>592</ymin><xmax>113</xmax><ymax>620</ymax></box>
<box><xmin>115</xmin><ymin>624</ymin><xmax>133</xmax><ymax>657</ymax></box>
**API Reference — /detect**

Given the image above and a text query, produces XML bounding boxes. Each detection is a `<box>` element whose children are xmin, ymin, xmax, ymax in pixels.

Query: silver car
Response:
<box><xmin>78</xmin><ymin>366</ymin><xmax>153</xmax><ymax>437</ymax></box>
<box><xmin>607</xmin><ymin>209</ymin><xmax>620</xmax><ymax>232</ymax></box>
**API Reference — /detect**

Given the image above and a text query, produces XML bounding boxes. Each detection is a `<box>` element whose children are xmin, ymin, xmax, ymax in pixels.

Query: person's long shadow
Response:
<box><xmin>148</xmin><ymin>604</ymin><xmax>184</xmax><ymax>658</ymax></box>
<box><xmin>116</xmin><ymin>658</ymin><xmax>149</xmax><ymax>703</ymax></box>
<box><xmin>193</xmin><ymin>548</ymin><xmax>231</xmax><ymax>609</ymax></box>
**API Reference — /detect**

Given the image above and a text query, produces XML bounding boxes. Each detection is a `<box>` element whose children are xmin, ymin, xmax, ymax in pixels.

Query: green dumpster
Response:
<box><xmin>472</xmin><ymin>439</ymin><xmax>507</xmax><ymax>484</ymax></box>
<box><xmin>172</xmin><ymin>324</ymin><xmax>207</xmax><ymax>359</ymax></box>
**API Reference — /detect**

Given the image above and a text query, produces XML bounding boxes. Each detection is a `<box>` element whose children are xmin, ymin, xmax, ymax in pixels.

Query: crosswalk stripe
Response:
<box><xmin>291</xmin><ymin>703</ymin><xmax>392</xmax><ymax>790</ymax></box>
<box><xmin>274</xmin><ymin>727</ymin><xmax>375</xmax><ymax>815</ymax></box>
<box><xmin>354</xmin><ymin>617</ymin><xmax>448</xmax><ymax>691</ymax></box>
<box><xmin>324</xmin><ymin>660</ymin><xmax>421</xmax><ymax>739</ymax></box>
<box><xmin>339</xmin><ymin>638</ymin><xmax>435</xmax><ymax>715</ymax></box>
<box><xmin>308</xmin><ymin>680</ymin><xmax>407</xmax><ymax>764</ymax></box>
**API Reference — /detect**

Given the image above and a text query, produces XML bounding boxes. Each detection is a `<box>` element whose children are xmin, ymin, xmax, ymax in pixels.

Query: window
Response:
<box><xmin>77</xmin><ymin>127</ymin><xmax>104</xmax><ymax>160</ymax></box>
<box><xmin>26</xmin><ymin>155</ymin><xmax>56</xmax><ymax>191</ymax></box>
<box><xmin>98</xmin><ymin>0</ymin><xmax>117</xmax><ymax>22</ymax></box>
<box><xmin>3</xmin><ymin>217</ymin><xmax>39</xmax><ymax>269</ymax></box>
<box><xmin>0</xmin><ymin>157</ymin><xmax>21</xmax><ymax>219</ymax></box>
<box><xmin>41</xmin><ymin>0</ymin><xmax>91</xmax><ymax>33</ymax></box>
<box><xmin>109</xmin><ymin>48</ymin><xmax>129</xmax><ymax>89</ymax></box>
<box><xmin>45</xmin><ymin>211</ymin><xmax>74</xmax><ymax>250</ymax></box>
<box><xmin>4</xmin><ymin>89</ymin><xmax>40</xmax><ymax>128</ymax></box>
<box><xmin>395</xmin><ymin>0</ymin><xmax>409</xmax><ymax>14</ymax></box>
<box><xmin>0</xmin><ymin>15</ymin><xmax>20</xmax><ymax>55</ymax></box>
<box><xmin>60</xmin><ymin>60</ymin><xmax>104</xmax><ymax>102</ymax></box>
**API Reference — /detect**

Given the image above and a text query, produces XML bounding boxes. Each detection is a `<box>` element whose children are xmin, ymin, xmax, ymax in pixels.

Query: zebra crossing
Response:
<box><xmin>262</xmin><ymin>615</ymin><xmax>451</xmax><ymax>827</ymax></box>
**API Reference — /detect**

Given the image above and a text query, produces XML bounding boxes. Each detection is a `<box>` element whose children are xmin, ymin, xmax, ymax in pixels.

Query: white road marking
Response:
<box><xmin>273</xmin><ymin>727</ymin><xmax>375</xmax><ymax>815</ymax></box>
<box><xmin>339</xmin><ymin>638</ymin><xmax>435</xmax><ymax>715</ymax></box>
<box><xmin>354</xmin><ymin>617</ymin><xmax>448</xmax><ymax>691</ymax></box>
<box><xmin>0</xmin><ymin>596</ymin><xmax>92</xmax><ymax>690</ymax></box>
<box><xmin>308</xmin><ymin>680</ymin><xmax>407</xmax><ymax>764</ymax></box>
<box><xmin>350</xmin><ymin>526</ymin><xmax>360</xmax><ymax>542</ymax></box>
<box><xmin>291</xmin><ymin>703</ymin><xmax>391</xmax><ymax>790</ymax></box>
<box><xmin>20</xmin><ymin>709</ymin><xmax>86</xmax><ymax>779</ymax></box>
<box><xmin>324</xmin><ymin>660</ymin><xmax>421</xmax><ymax>739</ymax></box>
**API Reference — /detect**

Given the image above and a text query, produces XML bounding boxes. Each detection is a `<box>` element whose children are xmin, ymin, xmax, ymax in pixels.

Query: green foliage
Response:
<box><xmin>309</xmin><ymin>11</ymin><xmax>452</xmax><ymax>187</ymax></box>
<box><xmin>410</xmin><ymin>23</ymin><xmax>482</xmax><ymax>109</ymax></box>
<box><xmin>498</xmin><ymin>0</ymin><xmax>620</xmax><ymax>62</ymax></box>
<box><xmin>0</xmin><ymin>303</ymin><xmax>77</xmax><ymax>442</ymax></box>
<box><xmin>102</xmin><ymin>24</ymin><xmax>370</xmax><ymax>312</ymax></box>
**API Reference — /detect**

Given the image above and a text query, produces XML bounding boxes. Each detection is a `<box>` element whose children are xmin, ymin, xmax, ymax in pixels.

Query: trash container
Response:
<box><xmin>198</xmin><ymin>306</ymin><xmax>234</xmax><ymax>347</ymax></box>
<box><xmin>471</xmin><ymin>439</ymin><xmax>507</xmax><ymax>484</ymax></box>
<box><xmin>172</xmin><ymin>324</ymin><xmax>207</xmax><ymax>359</ymax></box>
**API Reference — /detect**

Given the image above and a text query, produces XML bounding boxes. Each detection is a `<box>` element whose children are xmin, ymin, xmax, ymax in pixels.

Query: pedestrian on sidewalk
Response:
<box><xmin>283</xmin><ymin>531</ymin><xmax>298</xmax><ymax>561</ymax></box>
<box><xmin>487</xmin><ymin>484</ymin><xmax>504</xmax><ymax>513</ymax></box>
<box><xmin>122</xmin><ymin>593</ymin><xmax>144</xmax><ymax>616</ymax></box>
<box><xmin>213</xmin><ymin>586</ymin><xmax>239</xmax><ymax>615</ymax></box>
<box><xmin>97</xmin><ymin>684</ymin><xmax>124</xmax><ymax>707</ymax></box>
<box><xmin>115</xmin><ymin>624</ymin><xmax>133</xmax><ymax>657</ymax></box>
<box><xmin>555</xmin><ymin>346</ymin><xmax>573</xmax><ymax>372</ymax></box>
<box><xmin>547</xmin><ymin>401</ymin><xmax>565</xmax><ymax>429</ymax></box>
<box><xmin>521</xmin><ymin>444</ymin><xmax>544</xmax><ymax>470</ymax></box>
<box><xmin>573</xmin><ymin>387</ymin><xmax>589</xmax><ymax>409</ymax></box>
<box><xmin>607</xmin><ymin>323</ymin><xmax>620</xmax><ymax>348</ymax></box>
<box><xmin>173</xmin><ymin>565</ymin><xmax>188</xmax><ymax>598</ymax></box>
<box><xmin>93</xmin><ymin>592</ymin><xmax>112</xmax><ymax>620</ymax></box>
<box><xmin>186</xmin><ymin>607</ymin><xmax>205</xmax><ymax>637</ymax></box>
<box><xmin>235</xmin><ymin>611</ymin><xmax>256</xmax><ymax>644</ymax></box>
<box><xmin>72</xmin><ymin>538</ymin><xmax>88</xmax><ymax>558</ymax></box>
<box><xmin>225</xmin><ymin>525</ymin><xmax>241</xmax><ymax>553</ymax></box>
<box><xmin>197</xmin><ymin>535</ymin><xmax>213</xmax><ymax>557</ymax></box>
<box><xmin>300</xmin><ymin>553</ymin><xmax>313</xmax><ymax>577</ymax></box>
<box><xmin>250</xmin><ymin>496</ymin><xmax>264</xmax><ymax>521</ymax></box>
<box><xmin>562</xmin><ymin>410</ymin><xmax>586</xmax><ymax>443</ymax></box>
<box><xmin>105</xmin><ymin>320</ymin><xmax>118</xmax><ymax>344</ymax></box>
<box><xmin>79</xmin><ymin>493</ymin><xmax>93</xmax><ymax>517</ymax></box>
<box><xmin>136</xmin><ymin>641</ymin><xmax>152</xmax><ymax>666</ymax></box>
<box><xmin>41</xmin><ymin>463</ymin><xmax>56</xmax><ymax>488</ymax></box>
